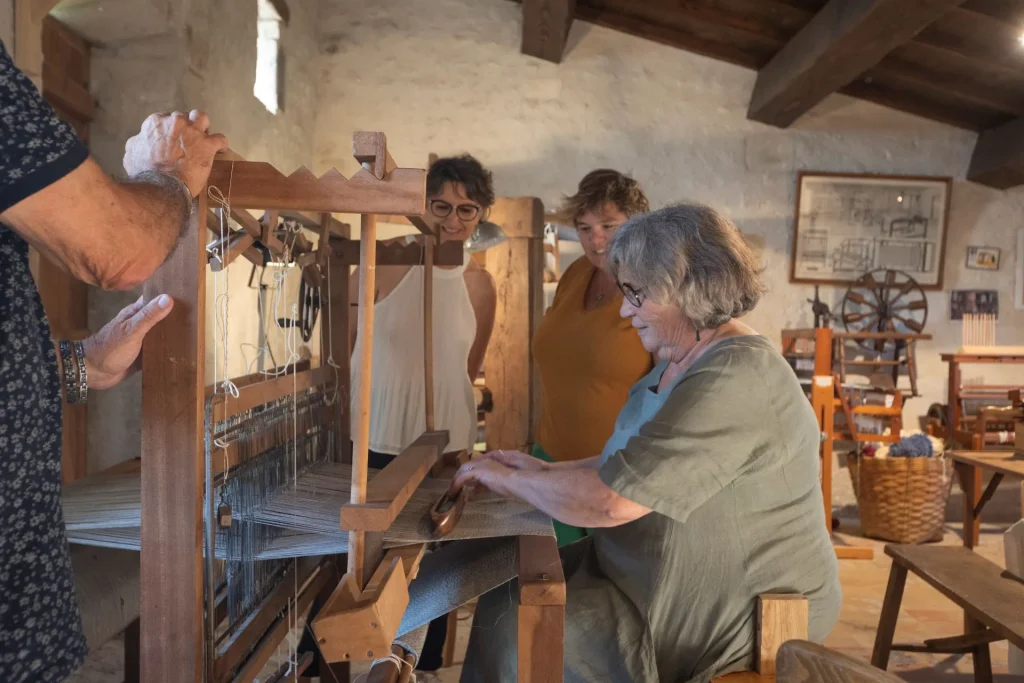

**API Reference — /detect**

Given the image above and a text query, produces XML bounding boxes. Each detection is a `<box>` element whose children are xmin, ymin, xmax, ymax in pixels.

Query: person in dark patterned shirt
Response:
<box><xmin>0</xmin><ymin>39</ymin><xmax>228</xmax><ymax>682</ymax></box>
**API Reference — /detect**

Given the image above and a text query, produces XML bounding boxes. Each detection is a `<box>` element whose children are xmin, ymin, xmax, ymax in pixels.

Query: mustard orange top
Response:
<box><xmin>532</xmin><ymin>257</ymin><xmax>653</xmax><ymax>462</ymax></box>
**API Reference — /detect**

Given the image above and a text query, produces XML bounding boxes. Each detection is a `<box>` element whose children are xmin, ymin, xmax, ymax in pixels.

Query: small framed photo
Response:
<box><xmin>966</xmin><ymin>246</ymin><xmax>1000</xmax><ymax>270</ymax></box>
<box><xmin>950</xmin><ymin>289</ymin><xmax>999</xmax><ymax>321</ymax></box>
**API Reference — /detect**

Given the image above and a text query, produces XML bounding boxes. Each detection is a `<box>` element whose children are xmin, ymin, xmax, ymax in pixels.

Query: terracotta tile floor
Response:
<box><xmin>68</xmin><ymin>516</ymin><xmax>1024</xmax><ymax>683</ymax></box>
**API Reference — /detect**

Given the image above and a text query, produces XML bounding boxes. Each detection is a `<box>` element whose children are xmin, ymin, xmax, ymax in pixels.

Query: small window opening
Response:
<box><xmin>255</xmin><ymin>0</ymin><xmax>288</xmax><ymax>114</ymax></box>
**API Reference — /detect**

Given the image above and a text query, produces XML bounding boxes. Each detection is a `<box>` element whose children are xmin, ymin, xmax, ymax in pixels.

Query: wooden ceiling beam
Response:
<box><xmin>747</xmin><ymin>0</ymin><xmax>967</xmax><ymax>128</ymax></box>
<box><xmin>522</xmin><ymin>0</ymin><xmax>576</xmax><ymax>63</ymax></box>
<box><xmin>967</xmin><ymin>117</ymin><xmax>1024</xmax><ymax>188</ymax></box>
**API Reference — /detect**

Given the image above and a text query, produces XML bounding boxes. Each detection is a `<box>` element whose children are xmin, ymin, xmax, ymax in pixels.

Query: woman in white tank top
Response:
<box><xmin>345</xmin><ymin>156</ymin><xmax>498</xmax><ymax>674</ymax></box>
<box><xmin>349</xmin><ymin>155</ymin><xmax>497</xmax><ymax>460</ymax></box>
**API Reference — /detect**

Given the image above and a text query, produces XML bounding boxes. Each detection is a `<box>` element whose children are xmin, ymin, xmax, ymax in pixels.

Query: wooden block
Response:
<box><xmin>1015</xmin><ymin>422</ymin><xmax>1024</xmax><ymax>452</ymax></box>
<box><xmin>352</xmin><ymin>131</ymin><xmax>397</xmax><ymax>180</ymax></box>
<box><xmin>340</xmin><ymin>430</ymin><xmax>449</xmax><ymax>531</ymax></box>
<box><xmin>518</xmin><ymin>535</ymin><xmax>566</xmax><ymax>606</ymax></box>
<box><xmin>834</xmin><ymin>546</ymin><xmax>874</xmax><ymax>561</ymax></box>
<box><xmin>312</xmin><ymin>555</ymin><xmax>410</xmax><ymax>663</ymax></box>
<box><xmin>517</xmin><ymin>604</ymin><xmax>564</xmax><ymax>683</ymax></box>
<box><xmin>756</xmin><ymin>595</ymin><xmax>809</xmax><ymax>677</ymax></box>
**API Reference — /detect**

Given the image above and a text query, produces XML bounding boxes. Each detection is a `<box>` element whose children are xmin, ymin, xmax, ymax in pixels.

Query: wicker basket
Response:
<box><xmin>848</xmin><ymin>454</ymin><xmax>954</xmax><ymax>544</ymax></box>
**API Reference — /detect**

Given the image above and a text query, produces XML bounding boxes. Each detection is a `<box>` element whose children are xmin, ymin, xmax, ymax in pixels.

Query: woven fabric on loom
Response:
<box><xmin>63</xmin><ymin>463</ymin><xmax>554</xmax><ymax>556</ymax></box>
<box><xmin>397</xmin><ymin>537</ymin><xmax>519</xmax><ymax>638</ymax></box>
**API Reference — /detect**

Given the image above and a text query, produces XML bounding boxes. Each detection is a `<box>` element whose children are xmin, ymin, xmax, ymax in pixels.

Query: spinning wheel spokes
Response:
<box><xmin>841</xmin><ymin>269</ymin><xmax>928</xmax><ymax>346</ymax></box>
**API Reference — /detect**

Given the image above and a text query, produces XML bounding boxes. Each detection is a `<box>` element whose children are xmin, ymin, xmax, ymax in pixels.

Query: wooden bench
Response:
<box><xmin>872</xmin><ymin>544</ymin><xmax>1024</xmax><ymax>683</ymax></box>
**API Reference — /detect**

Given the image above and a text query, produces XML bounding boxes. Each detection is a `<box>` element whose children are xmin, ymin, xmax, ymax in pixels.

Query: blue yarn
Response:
<box><xmin>888</xmin><ymin>433</ymin><xmax>934</xmax><ymax>458</ymax></box>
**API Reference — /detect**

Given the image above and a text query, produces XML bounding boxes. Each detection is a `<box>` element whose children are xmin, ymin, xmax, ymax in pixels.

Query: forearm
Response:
<box><xmin>90</xmin><ymin>172</ymin><xmax>191</xmax><ymax>286</ymax></box>
<box><xmin>2</xmin><ymin>159</ymin><xmax>189</xmax><ymax>290</ymax></box>
<box><xmin>505</xmin><ymin>467</ymin><xmax>642</xmax><ymax>528</ymax></box>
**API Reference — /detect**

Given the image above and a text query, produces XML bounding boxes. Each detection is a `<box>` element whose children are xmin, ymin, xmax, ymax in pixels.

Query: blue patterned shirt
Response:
<box><xmin>0</xmin><ymin>39</ymin><xmax>89</xmax><ymax>682</ymax></box>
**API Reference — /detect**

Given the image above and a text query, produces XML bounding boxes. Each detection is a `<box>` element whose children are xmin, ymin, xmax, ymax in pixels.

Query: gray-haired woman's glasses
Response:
<box><xmin>429</xmin><ymin>199</ymin><xmax>481</xmax><ymax>222</ymax></box>
<box><xmin>617</xmin><ymin>281</ymin><xmax>644</xmax><ymax>308</ymax></box>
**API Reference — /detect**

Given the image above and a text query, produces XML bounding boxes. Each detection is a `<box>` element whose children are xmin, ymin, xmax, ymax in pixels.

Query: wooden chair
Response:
<box><xmin>777</xmin><ymin>641</ymin><xmax>903</xmax><ymax>682</ymax></box>
<box><xmin>834</xmin><ymin>375</ymin><xmax>904</xmax><ymax>446</ymax></box>
<box><xmin>872</xmin><ymin>544</ymin><xmax>1024</xmax><ymax>683</ymax></box>
<box><xmin>713</xmin><ymin>595</ymin><xmax>808</xmax><ymax>682</ymax></box>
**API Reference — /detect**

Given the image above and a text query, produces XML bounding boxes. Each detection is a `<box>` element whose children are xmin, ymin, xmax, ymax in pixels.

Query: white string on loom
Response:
<box><xmin>351</xmin><ymin>654</ymin><xmax>416</xmax><ymax>683</ymax></box>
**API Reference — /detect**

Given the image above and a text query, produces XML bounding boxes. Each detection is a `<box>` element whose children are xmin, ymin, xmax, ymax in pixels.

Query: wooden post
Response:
<box><xmin>350</xmin><ymin>213</ymin><xmax>377</xmax><ymax>586</ymax></box>
<box><xmin>812</xmin><ymin>375</ymin><xmax>834</xmax><ymax>533</ymax></box>
<box><xmin>140</xmin><ymin>189</ymin><xmax>206</xmax><ymax>682</ymax></box>
<box><xmin>484</xmin><ymin>198</ymin><xmax>545</xmax><ymax>450</ymax></box>
<box><xmin>320</xmin><ymin>251</ymin><xmax>350</xmax><ymax>463</ymax></box>
<box><xmin>517</xmin><ymin>535</ymin><xmax>566</xmax><ymax>683</ymax></box>
<box><xmin>424</xmin><ymin>230</ymin><xmax>435</xmax><ymax>432</ymax></box>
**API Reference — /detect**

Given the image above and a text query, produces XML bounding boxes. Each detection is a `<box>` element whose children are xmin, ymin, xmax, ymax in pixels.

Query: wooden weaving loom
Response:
<box><xmin>129</xmin><ymin>132</ymin><xmax>565</xmax><ymax>682</ymax></box>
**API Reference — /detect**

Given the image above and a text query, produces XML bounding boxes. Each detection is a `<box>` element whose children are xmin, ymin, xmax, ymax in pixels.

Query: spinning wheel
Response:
<box><xmin>841</xmin><ymin>269</ymin><xmax>928</xmax><ymax>347</ymax></box>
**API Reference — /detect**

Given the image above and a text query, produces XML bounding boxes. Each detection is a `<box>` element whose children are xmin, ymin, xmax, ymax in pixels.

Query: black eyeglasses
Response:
<box><xmin>429</xmin><ymin>199</ymin><xmax>481</xmax><ymax>222</ymax></box>
<box><xmin>617</xmin><ymin>281</ymin><xmax>644</xmax><ymax>307</ymax></box>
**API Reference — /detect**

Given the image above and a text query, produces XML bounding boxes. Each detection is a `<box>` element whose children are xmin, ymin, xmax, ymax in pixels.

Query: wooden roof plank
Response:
<box><xmin>747</xmin><ymin>0</ymin><xmax>966</xmax><ymax>128</ymax></box>
<box><xmin>522</xmin><ymin>0</ymin><xmax>577</xmax><ymax>63</ymax></box>
<box><xmin>967</xmin><ymin>116</ymin><xmax>1024</xmax><ymax>188</ymax></box>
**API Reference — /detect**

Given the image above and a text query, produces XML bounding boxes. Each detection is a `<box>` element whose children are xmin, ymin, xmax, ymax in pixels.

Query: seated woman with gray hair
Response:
<box><xmin>452</xmin><ymin>203</ymin><xmax>841</xmax><ymax>682</ymax></box>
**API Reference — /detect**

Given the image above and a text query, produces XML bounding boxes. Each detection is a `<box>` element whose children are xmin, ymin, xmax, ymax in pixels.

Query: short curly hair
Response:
<box><xmin>608</xmin><ymin>203</ymin><xmax>766</xmax><ymax>331</ymax></box>
<box><xmin>427</xmin><ymin>154</ymin><xmax>495</xmax><ymax>209</ymax></box>
<box><xmin>561</xmin><ymin>169</ymin><xmax>649</xmax><ymax>224</ymax></box>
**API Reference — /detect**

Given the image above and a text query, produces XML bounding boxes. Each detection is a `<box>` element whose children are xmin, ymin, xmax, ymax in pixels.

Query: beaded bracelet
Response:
<box><xmin>73</xmin><ymin>340</ymin><xmax>88</xmax><ymax>404</ymax></box>
<box><xmin>58</xmin><ymin>340</ymin><xmax>79</xmax><ymax>404</ymax></box>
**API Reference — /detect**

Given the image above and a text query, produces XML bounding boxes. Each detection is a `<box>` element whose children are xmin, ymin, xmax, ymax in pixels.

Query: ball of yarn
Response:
<box><xmin>888</xmin><ymin>433</ymin><xmax>934</xmax><ymax>458</ymax></box>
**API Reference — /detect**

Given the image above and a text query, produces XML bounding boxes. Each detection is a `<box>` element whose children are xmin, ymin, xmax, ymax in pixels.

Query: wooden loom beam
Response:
<box><xmin>141</xmin><ymin>173</ymin><xmax>207</xmax><ymax>683</ymax></box>
<box><xmin>340</xmin><ymin>431</ymin><xmax>449</xmax><ymax>531</ymax></box>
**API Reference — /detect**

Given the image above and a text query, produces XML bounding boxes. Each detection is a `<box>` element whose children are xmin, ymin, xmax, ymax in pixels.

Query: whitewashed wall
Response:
<box><xmin>313</xmin><ymin>0</ymin><xmax>1024</xmax><ymax>423</ymax></box>
<box><xmin>1</xmin><ymin>1</ymin><xmax>13</xmax><ymax>48</ymax></box>
<box><xmin>83</xmin><ymin>0</ymin><xmax>321</xmax><ymax>471</ymax></box>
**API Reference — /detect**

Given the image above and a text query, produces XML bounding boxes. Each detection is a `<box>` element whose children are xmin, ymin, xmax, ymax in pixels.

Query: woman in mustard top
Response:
<box><xmin>532</xmin><ymin>169</ymin><xmax>654</xmax><ymax>544</ymax></box>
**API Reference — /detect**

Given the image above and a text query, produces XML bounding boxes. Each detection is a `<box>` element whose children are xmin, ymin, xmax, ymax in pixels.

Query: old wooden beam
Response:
<box><xmin>747</xmin><ymin>0</ymin><xmax>966</xmax><ymax>128</ymax></box>
<box><xmin>967</xmin><ymin>117</ymin><xmax>1024</xmax><ymax>189</ymax></box>
<box><xmin>522</xmin><ymin>0</ymin><xmax>576</xmax><ymax>63</ymax></box>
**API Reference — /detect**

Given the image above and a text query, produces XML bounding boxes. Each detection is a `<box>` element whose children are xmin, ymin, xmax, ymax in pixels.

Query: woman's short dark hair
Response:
<box><xmin>561</xmin><ymin>169</ymin><xmax>649</xmax><ymax>224</ymax></box>
<box><xmin>427</xmin><ymin>154</ymin><xmax>495</xmax><ymax>208</ymax></box>
<box><xmin>608</xmin><ymin>203</ymin><xmax>766</xmax><ymax>330</ymax></box>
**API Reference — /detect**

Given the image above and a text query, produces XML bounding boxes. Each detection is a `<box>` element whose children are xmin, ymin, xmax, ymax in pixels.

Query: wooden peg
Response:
<box><xmin>353</xmin><ymin>131</ymin><xmax>397</xmax><ymax>180</ymax></box>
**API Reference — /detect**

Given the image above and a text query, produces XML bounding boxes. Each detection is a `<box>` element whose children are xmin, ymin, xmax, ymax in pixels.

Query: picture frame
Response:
<box><xmin>965</xmin><ymin>245</ymin><xmax>1000</xmax><ymax>270</ymax></box>
<box><xmin>949</xmin><ymin>289</ymin><xmax>999</xmax><ymax>321</ymax></box>
<box><xmin>790</xmin><ymin>172</ymin><xmax>951</xmax><ymax>289</ymax></box>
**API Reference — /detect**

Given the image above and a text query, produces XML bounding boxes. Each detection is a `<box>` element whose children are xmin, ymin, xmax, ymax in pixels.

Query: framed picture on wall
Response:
<box><xmin>790</xmin><ymin>172</ymin><xmax>951</xmax><ymax>289</ymax></box>
<box><xmin>950</xmin><ymin>289</ymin><xmax>999</xmax><ymax>321</ymax></box>
<box><xmin>965</xmin><ymin>246</ymin><xmax>1000</xmax><ymax>270</ymax></box>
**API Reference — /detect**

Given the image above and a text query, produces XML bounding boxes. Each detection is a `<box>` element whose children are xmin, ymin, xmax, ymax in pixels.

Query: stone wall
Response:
<box><xmin>313</xmin><ymin>0</ymin><xmax>1024</xmax><ymax>424</ymax></box>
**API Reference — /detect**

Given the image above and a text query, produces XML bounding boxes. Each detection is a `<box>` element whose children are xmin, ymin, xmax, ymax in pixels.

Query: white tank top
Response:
<box><xmin>350</xmin><ymin>257</ymin><xmax>478</xmax><ymax>455</ymax></box>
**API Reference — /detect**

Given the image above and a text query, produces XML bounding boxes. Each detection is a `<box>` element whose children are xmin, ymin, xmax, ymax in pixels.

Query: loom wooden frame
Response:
<box><xmin>140</xmin><ymin>132</ymin><xmax>565</xmax><ymax>682</ymax></box>
<box><xmin>140</xmin><ymin>133</ymin><xmax>435</xmax><ymax>683</ymax></box>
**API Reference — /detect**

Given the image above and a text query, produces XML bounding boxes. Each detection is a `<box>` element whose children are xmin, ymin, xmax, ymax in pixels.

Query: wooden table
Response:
<box><xmin>948</xmin><ymin>449</ymin><xmax>1024</xmax><ymax>643</ymax></box>
<box><xmin>949</xmin><ymin>450</ymin><xmax>1024</xmax><ymax>549</ymax></box>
